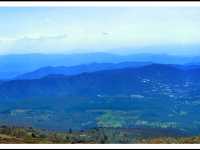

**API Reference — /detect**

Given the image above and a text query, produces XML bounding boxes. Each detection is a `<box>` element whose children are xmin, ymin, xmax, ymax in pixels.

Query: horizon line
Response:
<box><xmin>0</xmin><ymin>52</ymin><xmax>199</xmax><ymax>57</ymax></box>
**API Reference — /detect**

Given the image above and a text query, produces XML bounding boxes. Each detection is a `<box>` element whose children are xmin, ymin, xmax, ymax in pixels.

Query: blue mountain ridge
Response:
<box><xmin>0</xmin><ymin>52</ymin><xmax>200</xmax><ymax>79</ymax></box>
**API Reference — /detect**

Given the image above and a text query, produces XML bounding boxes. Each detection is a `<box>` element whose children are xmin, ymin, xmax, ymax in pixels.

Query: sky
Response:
<box><xmin>0</xmin><ymin>7</ymin><xmax>200</xmax><ymax>55</ymax></box>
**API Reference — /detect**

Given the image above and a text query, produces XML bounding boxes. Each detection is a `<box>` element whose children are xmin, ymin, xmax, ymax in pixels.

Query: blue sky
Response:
<box><xmin>0</xmin><ymin>7</ymin><xmax>200</xmax><ymax>55</ymax></box>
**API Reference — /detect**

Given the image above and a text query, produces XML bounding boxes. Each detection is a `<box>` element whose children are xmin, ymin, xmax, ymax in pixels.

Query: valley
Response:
<box><xmin>0</xmin><ymin>57</ymin><xmax>200</xmax><ymax>143</ymax></box>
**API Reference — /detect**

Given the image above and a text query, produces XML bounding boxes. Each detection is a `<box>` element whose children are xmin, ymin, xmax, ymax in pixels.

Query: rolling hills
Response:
<box><xmin>0</xmin><ymin>64</ymin><xmax>200</xmax><ymax>133</ymax></box>
<box><xmin>0</xmin><ymin>64</ymin><xmax>200</xmax><ymax>100</ymax></box>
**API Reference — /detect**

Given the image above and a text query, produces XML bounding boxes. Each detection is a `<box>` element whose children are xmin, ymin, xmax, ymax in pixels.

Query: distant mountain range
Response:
<box><xmin>0</xmin><ymin>52</ymin><xmax>200</xmax><ymax>79</ymax></box>
<box><xmin>0</xmin><ymin>63</ymin><xmax>200</xmax><ymax>101</ymax></box>
<box><xmin>15</xmin><ymin>61</ymin><xmax>152</xmax><ymax>80</ymax></box>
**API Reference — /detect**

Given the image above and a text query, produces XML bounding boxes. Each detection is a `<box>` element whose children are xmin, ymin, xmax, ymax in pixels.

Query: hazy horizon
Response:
<box><xmin>0</xmin><ymin>7</ymin><xmax>200</xmax><ymax>56</ymax></box>
<box><xmin>0</xmin><ymin>51</ymin><xmax>199</xmax><ymax>57</ymax></box>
